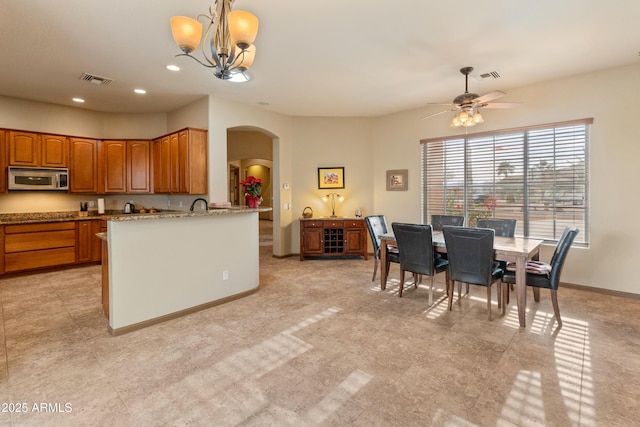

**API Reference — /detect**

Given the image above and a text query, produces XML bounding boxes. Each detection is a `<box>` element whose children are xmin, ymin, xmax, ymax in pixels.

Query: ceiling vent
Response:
<box><xmin>79</xmin><ymin>73</ymin><xmax>114</xmax><ymax>86</ymax></box>
<box><xmin>479</xmin><ymin>70</ymin><xmax>502</xmax><ymax>80</ymax></box>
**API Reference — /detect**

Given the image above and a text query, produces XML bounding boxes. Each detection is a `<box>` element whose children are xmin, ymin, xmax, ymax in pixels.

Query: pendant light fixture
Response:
<box><xmin>170</xmin><ymin>0</ymin><xmax>259</xmax><ymax>82</ymax></box>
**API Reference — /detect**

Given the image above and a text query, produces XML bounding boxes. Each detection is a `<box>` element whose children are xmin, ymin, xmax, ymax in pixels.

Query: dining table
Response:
<box><xmin>379</xmin><ymin>231</ymin><xmax>544</xmax><ymax>328</ymax></box>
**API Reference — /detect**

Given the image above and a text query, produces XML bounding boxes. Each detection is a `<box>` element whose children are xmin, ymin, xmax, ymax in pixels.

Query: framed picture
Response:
<box><xmin>386</xmin><ymin>169</ymin><xmax>408</xmax><ymax>191</ymax></box>
<box><xmin>318</xmin><ymin>167</ymin><xmax>345</xmax><ymax>189</ymax></box>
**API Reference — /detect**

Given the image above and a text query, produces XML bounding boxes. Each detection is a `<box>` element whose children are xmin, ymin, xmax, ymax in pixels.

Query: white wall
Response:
<box><xmin>290</xmin><ymin>117</ymin><xmax>374</xmax><ymax>251</ymax></box>
<box><xmin>108</xmin><ymin>213</ymin><xmax>259</xmax><ymax>330</ymax></box>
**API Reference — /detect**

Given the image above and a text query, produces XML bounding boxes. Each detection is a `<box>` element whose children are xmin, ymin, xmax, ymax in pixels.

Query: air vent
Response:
<box><xmin>79</xmin><ymin>73</ymin><xmax>114</xmax><ymax>86</ymax></box>
<box><xmin>479</xmin><ymin>70</ymin><xmax>502</xmax><ymax>80</ymax></box>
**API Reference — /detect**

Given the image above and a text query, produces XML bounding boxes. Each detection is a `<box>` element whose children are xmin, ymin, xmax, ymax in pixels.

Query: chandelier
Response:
<box><xmin>170</xmin><ymin>0</ymin><xmax>259</xmax><ymax>82</ymax></box>
<box><xmin>451</xmin><ymin>107</ymin><xmax>484</xmax><ymax>127</ymax></box>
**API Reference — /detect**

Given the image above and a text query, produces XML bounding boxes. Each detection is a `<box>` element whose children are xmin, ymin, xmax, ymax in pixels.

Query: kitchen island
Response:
<box><xmin>101</xmin><ymin>207</ymin><xmax>270</xmax><ymax>335</ymax></box>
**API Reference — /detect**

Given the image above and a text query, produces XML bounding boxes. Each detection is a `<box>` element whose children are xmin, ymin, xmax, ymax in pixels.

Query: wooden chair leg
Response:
<box><xmin>497</xmin><ymin>283</ymin><xmax>502</xmax><ymax>309</ymax></box>
<box><xmin>399</xmin><ymin>270</ymin><xmax>405</xmax><ymax>297</ymax></box>
<box><xmin>428</xmin><ymin>275</ymin><xmax>434</xmax><ymax>306</ymax></box>
<box><xmin>448</xmin><ymin>280</ymin><xmax>455</xmax><ymax>310</ymax></box>
<box><xmin>550</xmin><ymin>289</ymin><xmax>562</xmax><ymax>327</ymax></box>
<box><xmin>487</xmin><ymin>286</ymin><xmax>492</xmax><ymax>321</ymax></box>
<box><xmin>371</xmin><ymin>257</ymin><xmax>379</xmax><ymax>282</ymax></box>
<box><xmin>533</xmin><ymin>287</ymin><xmax>541</xmax><ymax>302</ymax></box>
<box><xmin>501</xmin><ymin>283</ymin><xmax>507</xmax><ymax>315</ymax></box>
<box><xmin>384</xmin><ymin>259</ymin><xmax>391</xmax><ymax>284</ymax></box>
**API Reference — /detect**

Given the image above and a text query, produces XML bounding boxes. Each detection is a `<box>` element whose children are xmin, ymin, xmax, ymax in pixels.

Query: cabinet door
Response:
<box><xmin>41</xmin><ymin>134</ymin><xmax>69</xmax><ymax>168</ymax></box>
<box><xmin>8</xmin><ymin>131</ymin><xmax>40</xmax><ymax>166</ymax></box>
<box><xmin>103</xmin><ymin>140</ymin><xmax>127</xmax><ymax>193</ymax></box>
<box><xmin>183</xmin><ymin>128</ymin><xmax>208</xmax><ymax>194</ymax></box>
<box><xmin>152</xmin><ymin>138</ymin><xmax>161</xmax><ymax>193</ymax></box>
<box><xmin>302</xmin><ymin>227</ymin><xmax>324</xmax><ymax>256</ymax></box>
<box><xmin>169</xmin><ymin>132</ymin><xmax>180</xmax><ymax>193</ymax></box>
<box><xmin>157</xmin><ymin>136</ymin><xmax>171</xmax><ymax>193</ymax></box>
<box><xmin>178</xmin><ymin>130</ymin><xmax>190</xmax><ymax>194</ymax></box>
<box><xmin>0</xmin><ymin>130</ymin><xmax>6</xmax><ymax>193</ymax></box>
<box><xmin>70</xmin><ymin>138</ymin><xmax>99</xmax><ymax>193</ymax></box>
<box><xmin>127</xmin><ymin>140</ymin><xmax>150</xmax><ymax>193</ymax></box>
<box><xmin>344</xmin><ymin>227</ymin><xmax>365</xmax><ymax>255</ymax></box>
<box><xmin>76</xmin><ymin>221</ymin><xmax>93</xmax><ymax>262</ymax></box>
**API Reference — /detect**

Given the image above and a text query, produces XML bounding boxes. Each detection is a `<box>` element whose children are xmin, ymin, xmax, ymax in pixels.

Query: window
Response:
<box><xmin>421</xmin><ymin>119</ymin><xmax>590</xmax><ymax>244</ymax></box>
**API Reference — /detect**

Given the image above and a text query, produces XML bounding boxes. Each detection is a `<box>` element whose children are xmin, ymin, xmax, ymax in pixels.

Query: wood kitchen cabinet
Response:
<box><xmin>70</xmin><ymin>137</ymin><xmax>100</xmax><ymax>193</ymax></box>
<box><xmin>0</xmin><ymin>130</ymin><xmax>6</xmax><ymax>193</ymax></box>
<box><xmin>7</xmin><ymin>131</ymin><xmax>68</xmax><ymax>168</ymax></box>
<box><xmin>178</xmin><ymin>128</ymin><xmax>208</xmax><ymax>194</ymax></box>
<box><xmin>300</xmin><ymin>218</ymin><xmax>367</xmax><ymax>260</ymax></box>
<box><xmin>77</xmin><ymin>220</ymin><xmax>102</xmax><ymax>263</ymax></box>
<box><xmin>3</xmin><ymin>222</ymin><xmax>77</xmax><ymax>272</ymax></box>
<box><xmin>152</xmin><ymin>128</ymin><xmax>207</xmax><ymax>194</ymax></box>
<box><xmin>102</xmin><ymin>140</ymin><xmax>150</xmax><ymax>193</ymax></box>
<box><xmin>127</xmin><ymin>140</ymin><xmax>150</xmax><ymax>193</ymax></box>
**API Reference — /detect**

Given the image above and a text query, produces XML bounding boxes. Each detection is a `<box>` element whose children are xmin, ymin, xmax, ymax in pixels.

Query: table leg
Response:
<box><xmin>516</xmin><ymin>254</ymin><xmax>527</xmax><ymax>327</ymax></box>
<box><xmin>380</xmin><ymin>243</ymin><xmax>387</xmax><ymax>290</ymax></box>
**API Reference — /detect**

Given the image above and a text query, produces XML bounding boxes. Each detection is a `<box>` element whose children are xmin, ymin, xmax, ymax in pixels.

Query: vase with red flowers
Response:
<box><xmin>241</xmin><ymin>176</ymin><xmax>262</xmax><ymax>208</ymax></box>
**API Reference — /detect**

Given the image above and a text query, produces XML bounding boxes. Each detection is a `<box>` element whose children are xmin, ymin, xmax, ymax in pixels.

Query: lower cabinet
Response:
<box><xmin>4</xmin><ymin>222</ymin><xmax>77</xmax><ymax>272</ymax></box>
<box><xmin>1</xmin><ymin>219</ymin><xmax>103</xmax><ymax>275</ymax></box>
<box><xmin>300</xmin><ymin>218</ymin><xmax>367</xmax><ymax>260</ymax></box>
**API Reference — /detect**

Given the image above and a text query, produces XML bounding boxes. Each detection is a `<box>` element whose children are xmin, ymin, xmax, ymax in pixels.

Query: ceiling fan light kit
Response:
<box><xmin>421</xmin><ymin>66</ymin><xmax>521</xmax><ymax>126</ymax></box>
<box><xmin>170</xmin><ymin>0</ymin><xmax>259</xmax><ymax>82</ymax></box>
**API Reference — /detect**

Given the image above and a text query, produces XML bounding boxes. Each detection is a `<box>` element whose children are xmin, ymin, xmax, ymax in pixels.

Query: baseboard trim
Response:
<box><xmin>109</xmin><ymin>287</ymin><xmax>259</xmax><ymax>336</ymax></box>
<box><xmin>562</xmin><ymin>282</ymin><xmax>640</xmax><ymax>300</ymax></box>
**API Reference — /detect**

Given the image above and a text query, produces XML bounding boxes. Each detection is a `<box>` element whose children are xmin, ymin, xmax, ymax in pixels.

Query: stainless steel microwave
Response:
<box><xmin>8</xmin><ymin>166</ymin><xmax>69</xmax><ymax>191</ymax></box>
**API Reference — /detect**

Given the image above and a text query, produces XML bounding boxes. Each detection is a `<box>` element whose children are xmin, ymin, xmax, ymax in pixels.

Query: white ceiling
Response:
<box><xmin>2</xmin><ymin>0</ymin><xmax>639</xmax><ymax>117</ymax></box>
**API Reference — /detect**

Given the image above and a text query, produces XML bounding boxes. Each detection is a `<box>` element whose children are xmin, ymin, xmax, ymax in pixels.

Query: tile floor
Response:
<box><xmin>1</xmin><ymin>243</ymin><xmax>639</xmax><ymax>426</ymax></box>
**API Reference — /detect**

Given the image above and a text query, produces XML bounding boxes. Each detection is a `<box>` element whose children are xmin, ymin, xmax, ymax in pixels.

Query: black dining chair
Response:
<box><xmin>443</xmin><ymin>226</ymin><xmax>505</xmax><ymax>320</ymax></box>
<box><xmin>391</xmin><ymin>222</ymin><xmax>449</xmax><ymax>306</ymax></box>
<box><xmin>502</xmin><ymin>227</ymin><xmax>579</xmax><ymax>327</ymax></box>
<box><xmin>431</xmin><ymin>214</ymin><xmax>465</xmax><ymax>231</ymax></box>
<box><xmin>365</xmin><ymin>215</ymin><xmax>400</xmax><ymax>282</ymax></box>
<box><xmin>476</xmin><ymin>218</ymin><xmax>517</xmax><ymax>237</ymax></box>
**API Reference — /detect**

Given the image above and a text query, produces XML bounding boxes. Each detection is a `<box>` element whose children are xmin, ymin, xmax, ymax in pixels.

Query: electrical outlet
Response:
<box><xmin>222</xmin><ymin>270</ymin><xmax>229</xmax><ymax>280</ymax></box>
<box><xmin>179</xmin><ymin>201</ymin><xmax>183</xmax><ymax>208</ymax></box>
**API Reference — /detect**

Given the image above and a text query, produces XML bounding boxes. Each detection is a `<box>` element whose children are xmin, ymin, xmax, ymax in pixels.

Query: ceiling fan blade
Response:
<box><xmin>482</xmin><ymin>102</ymin><xmax>523</xmax><ymax>109</ymax></box>
<box><xmin>473</xmin><ymin>90</ymin><xmax>506</xmax><ymax>104</ymax></box>
<box><xmin>419</xmin><ymin>109</ymin><xmax>452</xmax><ymax>120</ymax></box>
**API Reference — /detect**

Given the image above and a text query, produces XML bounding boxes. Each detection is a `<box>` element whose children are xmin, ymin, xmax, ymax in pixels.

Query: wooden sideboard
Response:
<box><xmin>299</xmin><ymin>217</ymin><xmax>368</xmax><ymax>261</ymax></box>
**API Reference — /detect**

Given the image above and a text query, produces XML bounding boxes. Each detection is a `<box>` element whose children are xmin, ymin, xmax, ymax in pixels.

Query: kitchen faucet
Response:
<box><xmin>189</xmin><ymin>198</ymin><xmax>209</xmax><ymax>212</ymax></box>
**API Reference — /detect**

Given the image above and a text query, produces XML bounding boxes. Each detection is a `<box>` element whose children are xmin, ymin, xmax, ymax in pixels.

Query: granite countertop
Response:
<box><xmin>0</xmin><ymin>207</ymin><xmax>272</xmax><ymax>225</ymax></box>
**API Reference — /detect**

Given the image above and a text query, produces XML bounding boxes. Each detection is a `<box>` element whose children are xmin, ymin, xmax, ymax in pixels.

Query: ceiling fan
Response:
<box><xmin>420</xmin><ymin>66</ymin><xmax>521</xmax><ymax>126</ymax></box>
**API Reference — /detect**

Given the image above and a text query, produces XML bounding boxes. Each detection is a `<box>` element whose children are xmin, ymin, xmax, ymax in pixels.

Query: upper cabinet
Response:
<box><xmin>153</xmin><ymin>128</ymin><xmax>207</xmax><ymax>194</ymax></box>
<box><xmin>127</xmin><ymin>140</ymin><xmax>151</xmax><ymax>193</ymax></box>
<box><xmin>102</xmin><ymin>140</ymin><xmax>127</xmax><ymax>193</ymax></box>
<box><xmin>70</xmin><ymin>138</ymin><xmax>99</xmax><ymax>193</ymax></box>
<box><xmin>41</xmin><ymin>134</ymin><xmax>69</xmax><ymax>168</ymax></box>
<box><xmin>8</xmin><ymin>131</ymin><xmax>68</xmax><ymax>168</ymax></box>
<box><xmin>178</xmin><ymin>128</ymin><xmax>208</xmax><ymax>194</ymax></box>
<box><xmin>0</xmin><ymin>130</ymin><xmax>6</xmax><ymax>193</ymax></box>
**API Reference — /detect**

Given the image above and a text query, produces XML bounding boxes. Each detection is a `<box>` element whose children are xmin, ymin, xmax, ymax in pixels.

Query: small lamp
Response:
<box><xmin>322</xmin><ymin>193</ymin><xmax>344</xmax><ymax>217</ymax></box>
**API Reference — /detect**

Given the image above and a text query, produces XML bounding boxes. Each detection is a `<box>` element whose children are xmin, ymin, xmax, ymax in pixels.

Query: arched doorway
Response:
<box><xmin>227</xmin><ymin>127</ymin><xmax>278</xmax><ymax>252</ymax></box>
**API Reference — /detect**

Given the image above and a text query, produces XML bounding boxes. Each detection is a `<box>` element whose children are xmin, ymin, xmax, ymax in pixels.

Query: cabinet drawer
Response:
<box><xmin>5</xmin><ymin>222</ymin><xmax>76</xmax><ymax>234</ymax></box>
<box><xmin>5</xmin><ymin>247</ymin><xmax>76</xmax><ymax>272</ymax></box>
<box><xmin>5</xmin><ymin>230</ymin><xmax>76</xmax><ymax>253</ymax></box>
<box><xmin>302</xmin><ymin>221</ymin><xmax>324</xmax><ymax>228</ymax></box>
<box><xmin>345</xmin><ymin>220</ymin><xmax>364</xmax><ymax>228</ymax></box>
<box><xmin>324</xmin><ymin>220</ymin><xmax>344</xmax><ymax>228</ymax></box>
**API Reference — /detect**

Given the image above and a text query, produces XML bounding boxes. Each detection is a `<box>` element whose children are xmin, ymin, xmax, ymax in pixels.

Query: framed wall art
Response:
<box><xmin>386</xmin><ymin>169</ymin><xmax>408</xmax><ymax>191</ymax></box>
<box><xmin>318</xmin><ymin>167</ymin><xmax>345</xmax><ymax>189</ymax></box>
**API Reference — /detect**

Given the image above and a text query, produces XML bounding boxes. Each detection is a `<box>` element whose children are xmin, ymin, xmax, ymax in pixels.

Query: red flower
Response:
<box><xmin>240</xmin><ymin>176</ymin><xmax>262</xmax><ymax>197</ymax></box>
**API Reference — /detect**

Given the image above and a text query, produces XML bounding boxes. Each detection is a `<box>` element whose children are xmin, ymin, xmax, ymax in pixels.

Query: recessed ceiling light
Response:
<box><xmin>166</xmin><ymin>64</ymin><xmax>180</xmax><ymax>71</ymax></box>
<box><xmin>134</xmin><ymin>89</ymin><xmax>146</xmax><ymax>94</ymax></box>
<box><xmin>72</xmin><ymin>98</ymin><xmax>85</xmax><ymax>103</ymax></box>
